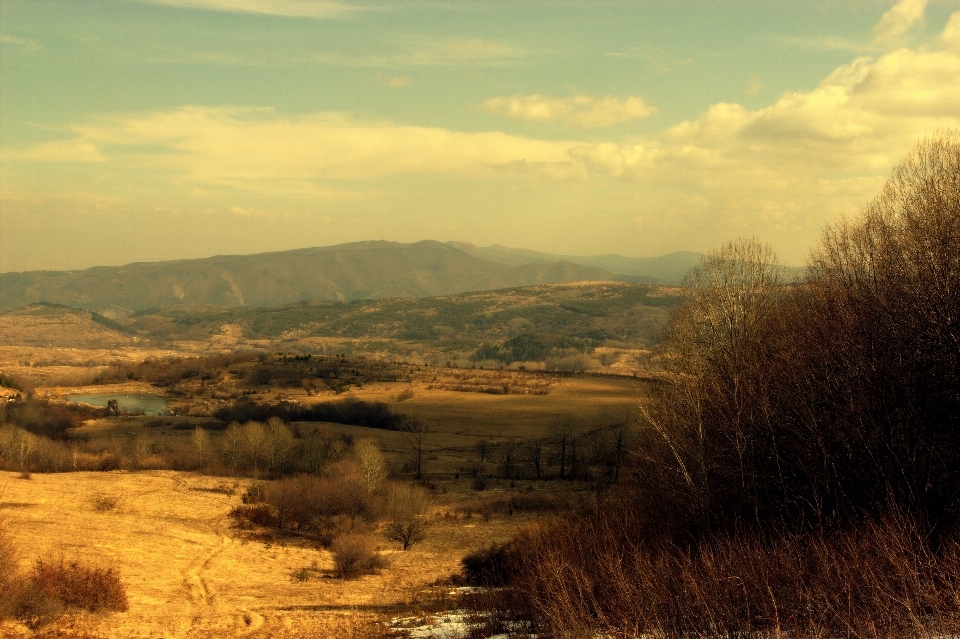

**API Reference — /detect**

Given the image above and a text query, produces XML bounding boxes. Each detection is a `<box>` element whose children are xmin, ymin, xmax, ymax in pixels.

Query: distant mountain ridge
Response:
<box><xmin>0</xmin><ymin>240</ymin><xmax>701</xmax><ymax>316</ymax></box>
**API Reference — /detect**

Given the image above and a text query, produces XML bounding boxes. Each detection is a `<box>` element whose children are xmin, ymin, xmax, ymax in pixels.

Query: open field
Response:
<box><xmin>0</xmin><ymin>470</ymin><xmax>542</xmax><ymax>638</ymax></box>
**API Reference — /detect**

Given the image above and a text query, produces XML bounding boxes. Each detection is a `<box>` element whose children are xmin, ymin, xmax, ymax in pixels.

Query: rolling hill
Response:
<box><xmin>0</xmin><ymin>240</ymin><xmax>701</xmax><ymax>316</ymax></box>
<box><xmin>0</xmin><ymin>302</ymin><xmax>136</xmax><ymax>348</ymax></box>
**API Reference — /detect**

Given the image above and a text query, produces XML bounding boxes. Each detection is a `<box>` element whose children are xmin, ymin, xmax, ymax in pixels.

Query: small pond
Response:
<box><xmin>66</xmin><ymin>394</ymin><xmax>169</xmax><ymax>415</ymax></box>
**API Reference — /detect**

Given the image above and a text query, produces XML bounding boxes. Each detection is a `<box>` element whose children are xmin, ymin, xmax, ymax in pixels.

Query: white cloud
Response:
<box><xmin>2</xmin><ymin>107</ymin><xmax>596</xmax><ymax>189</ymax></box>
<box><xmin>873</xmin><ymin>0</ymin><xmax>927</xmax><ymax>43</ymax></box>
<box><xmin>0</xmin><ymin>140</ymin><xmax>107</xmax><ymax>163</ymax></box>
<box><xmin>375</xmin><ymin>72</ymin><xmax>412</xmax><ymax>88</ymax></box>
<box><xmin>0</xmin><ymin>35</ymin><xmax>42</xmax><ymax>51</ymax></box>
<box><xmin>943</xmin><ymin>11</ymin><xmax>960</xmax><ymax>49</ymax></box>
<box><xmin>482</xmin><ymin>94</ymin><xmax>657</xmax><ymax>128</ymax></box>
<box><xmin>318</xmin><ymin>38</ymin><xmax>527</xmax><ymax>67</ymax></box>
<box><xmin>130</xmin><ymin>0</ymin><xmax>358</xmax><ymax>18</ymax></box>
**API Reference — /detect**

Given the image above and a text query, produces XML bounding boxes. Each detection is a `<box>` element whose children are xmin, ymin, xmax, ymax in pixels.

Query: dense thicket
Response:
<box><xmin>642</xmin><ymin>132</ymin><xmax>960</xmax><ymax>537</ymax></box>
<box><xmin>490</xmin><ymin>133</ymin><xmax>960</xmax><ymax>636</ymax></box>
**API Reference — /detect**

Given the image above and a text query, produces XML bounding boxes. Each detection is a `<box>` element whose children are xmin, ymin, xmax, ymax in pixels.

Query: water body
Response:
<box><xmin>67</xmin><ymin>394</ymin><xmax>169</xmax><ymax>415</ymax></box>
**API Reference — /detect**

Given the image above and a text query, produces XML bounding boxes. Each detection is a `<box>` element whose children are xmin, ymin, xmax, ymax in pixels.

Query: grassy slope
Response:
<box><xmin>0</xmin><ymin>303</ymin><xmax>135</xmax><ymax>349</ymax></box>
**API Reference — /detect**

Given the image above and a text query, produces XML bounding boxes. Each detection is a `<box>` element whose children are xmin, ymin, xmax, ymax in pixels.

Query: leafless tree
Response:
<box><xmin>383</xmin><ymin>482</ymin><xmax>430</xmax><ymax>550</ymax></box>
<box><xmin>551</xmin><ymin>417</ymin><xmax>578</xmax><ymax>480</ymax></box>
<box><xmin>402</xmin><ymin>418</ymin><xmax>429</xmax><ymax>479</ymax></box>
<box><xmin>354</xmin><ymin>438</ymin><xmax>388</xmax><ymax>493</ymax></box>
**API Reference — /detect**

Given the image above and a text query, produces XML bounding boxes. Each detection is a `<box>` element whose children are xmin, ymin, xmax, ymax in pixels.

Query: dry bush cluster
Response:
<box><xmin>330</xmin><ymin>534</ymin><xmax>389</xmax><ymax>579</ymax></box>
<box><xmin>468</xmin><ymin>132</ymin><xmax>960</xmax><ymax>636</ymax></box>
<box><xmin>0</xmin><ymin>517</ymin><xmax>127</xmax><ymax>627</ymax></box>
<box><xmin>485</xmin><ymin>510</ymin><xmax>960</xmax><ymax>637</ymax></box>
<box><xmin>227</xmin><ymin>440</ymin><xmax>432</xmax><ymax>576</ymax></box>
<box><xmin>423</xmin><ymin>368</ymin><xmax>556</xmax><ymax>395</ymax></box>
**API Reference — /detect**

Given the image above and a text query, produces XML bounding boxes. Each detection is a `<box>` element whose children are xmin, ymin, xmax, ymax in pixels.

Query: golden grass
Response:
<box><xmin>0</xmin><ymin>470</ymin><xmax>529</xmax><ymax>638</ymax></box>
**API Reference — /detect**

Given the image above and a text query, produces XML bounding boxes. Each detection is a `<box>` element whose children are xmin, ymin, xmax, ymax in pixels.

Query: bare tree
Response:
<box><xmin>652</xmin><ymin>237</ymin><xmax>784</xmax><ymax>522</ymax></box>
<box><xmin>551</xmin><ymin>417</ymin><xmax>578</xmax><ymax>480</ymax></box>
<box><xmin>499</xmin><ymin>438</ymin><xmax>518</xmax><ymax>479</ymax></box>
<box><xmin>475</xmin><ymin>439</ymin><xmax>490</xmax><ymax>464</ymax></box>
<box><xmin>402</xmin><ymin>418</ymin><xmax>429</xmax><ymax>480</ymax></box>
<box><xmin>241</xmin><ymin>421</ymin><xmax>267</xmax><ymax>477</ymax></box>
<box><xmin>383</xmin><ymin>483</ymin><xmax>430</xmax><ymax>550</ymax></box>
<box><xmin>525</xmin><ymin>440</ymin><xmax>545</xmax><ymax>480</ymax></box>
<box><xmin>192</xmin><ymin>426</ymin><xmax>209</xmax><ymax>470</ymax></box>
<box><xmin>354</xmin><ymin>438</ymin><xmax>388</xmax><ymax>493</ymax></box>
<box><xmin>264</xmin><ymin>416</ymin><xmax>294</xmax><ymax>475</ymax></box>
<box><xmin>222</xmin><ymin>421</ymin><xmax>243</xmax><ymax>474</ymax></box>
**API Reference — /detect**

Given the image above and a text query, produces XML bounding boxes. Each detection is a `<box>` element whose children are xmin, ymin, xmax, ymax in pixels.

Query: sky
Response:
<box><xmin>2</xmin><ymin>0</ymin><xmax>960</xmax><ymax>272</ymax></box>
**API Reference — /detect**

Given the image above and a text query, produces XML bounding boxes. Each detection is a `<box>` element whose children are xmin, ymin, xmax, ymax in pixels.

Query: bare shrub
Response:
<box><xmin>1</xmin><ymin>534</ymin><xmax>128</xmax><ymax>627</ymax></box>
<box><xmin>265</xmin><ymin>465</ymin><xmax>378</xmax><ymax>544</ymax></box>
<box><xmin>90</xmin><ymin>491</ymin><xmax>120</xmax><ymax>512</ymax></box>
<box><xmin>330</xmin><ymin>534</ymin><xmax>388</xmax><ymax>579</ymax></box>
<box><xmin>0</xmin><ymin>516</ymin><xmax>20</xmax><ymax>619</ymax></box>
<box><xmin>228</xmin><ymin>504</ymin><xmax>278</xmax><ymax>529</ymax></box>
<box><xmin>461</xmin><ymin>542</ymin><xmax>520</xmax><ymax>587</ymax></box>
<box><xmin>498</xmin><ymin>510</ymin><xmax>960</xmax><ymax>638</ymax></box>
<box><xmin>382</xmin><ymin>520</ymin><xmax>425</xmax><ymax>551</ymax></box>
<box><xmin>354</xmin><ymin>438</ymin><xmax>388</xmax><ymax>493</ymax></box>
<box><xmin>30</xmin><ymin>557</ymin><xmax>128</xmax><ymax>613</ymax></box>
<box><xmin>382</xmin><ymin>483</ymin><xmax>429</xmax><ymax>550</ymax></box>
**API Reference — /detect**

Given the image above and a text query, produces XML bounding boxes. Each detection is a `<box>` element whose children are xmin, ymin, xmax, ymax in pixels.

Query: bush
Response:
<box><xmin>0</xmin><ymin>517</ymin><xmax>19</xmax><ymax>618</ymax></box>
<box><xmin>498</xmin><ymin>510</ymin><xmax>960</xmax><ymax>638</ymax></box>
<box><xmin>90</xmin><ymin>491</ymin><xmax>120</xmax><ymax>512</ymax></box>
<box><xmin>228</xmin><ymin>504</ymin><xmax>278</xmax><ymax>529</ymax></box>
<box><xmin>0</xmin><ymin>533</ymin><xmax>128</xmax><ymax>627</ymax></box>
<box><xmin>330</xmin><ymin>534</ymin><xmax>387</xmax><ymax>579</ymax></box>
<box><xmin>215</xmin><ymin>397</ymin><xmax>407</xmax><ymax>431</ymax></box>
<box><xmin>461</xmin><ymin>542</ymin><xmax>519</xmax><ymax>587</ymax></box>
<box><xmin>264</xmin><ymin>465</ymin><xmax>378</xmax><ymax>544</ymax></box>
<box><xmin>30</xmin><ymin>557</ymin><xmax>128</xmax><ymax>613</ymax></box>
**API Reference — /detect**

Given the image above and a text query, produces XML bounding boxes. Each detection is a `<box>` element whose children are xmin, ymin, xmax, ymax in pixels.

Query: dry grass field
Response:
<box><xmin>0</xmin><ymin>470</ymin><xmax>536</xmax><ymax>638</ymax></box>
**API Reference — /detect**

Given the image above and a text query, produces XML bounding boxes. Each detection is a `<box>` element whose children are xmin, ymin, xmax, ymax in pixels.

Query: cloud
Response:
<box><xmin>375</xmin><ymin>72</ymin><xmax>412</xmax><ymax>88</ymax></box>
<box><xmin>746</xmin><ymin>74</ymin><xmax>763</xmax><ymax>95</ymax></box>
<box><xmin>943</xmin><ymin>11</ymin><xmax>960</xmax><ymax>48</ymax></box>
<box><xmin>0</xmin><ymin>140</ymin><xmax>107</xmax><ymax>163</ymax></box>
<box><xmin>873</xmin><ymin>0</ymin><xmax>927</xmax><ymax>43</ymax></box>
<box><xmin>1</xmin><ymin>107</ymin><xmax>598</xmax><ymax>190</ymax></box>
<box><xmin>315</xmin><ymin>38</ymin><xmax>526</xmax><ymax>67</ymax></box>
<box><xmin>0</xmin><ymin>35</ymin><xmax>42</xmax><ymax>52</ymax></box>
<box><xmin>130</xmin><ymin>0</ymin><xmax>358</xmax><ymax>18</ymax></box>
<box><xmin>611</xmin><ymin>11</ymin><xmax>960</xmax><ymax>254</ymax></box>
<box><xmin>482</xmin><ymin>94</ymin><xmax>657</xmax><ymax>128</ymax></box>
<box><xmin>603</xmin><ymin>47</ymin><xmax>693</xmax><ymax>73</ymax></box>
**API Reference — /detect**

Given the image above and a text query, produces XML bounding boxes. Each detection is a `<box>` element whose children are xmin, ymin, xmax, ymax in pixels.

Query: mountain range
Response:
<box><xmin>0</xmin><ymin>240</ymin><xmax>701</xmax><ymax>317</ymax></box>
